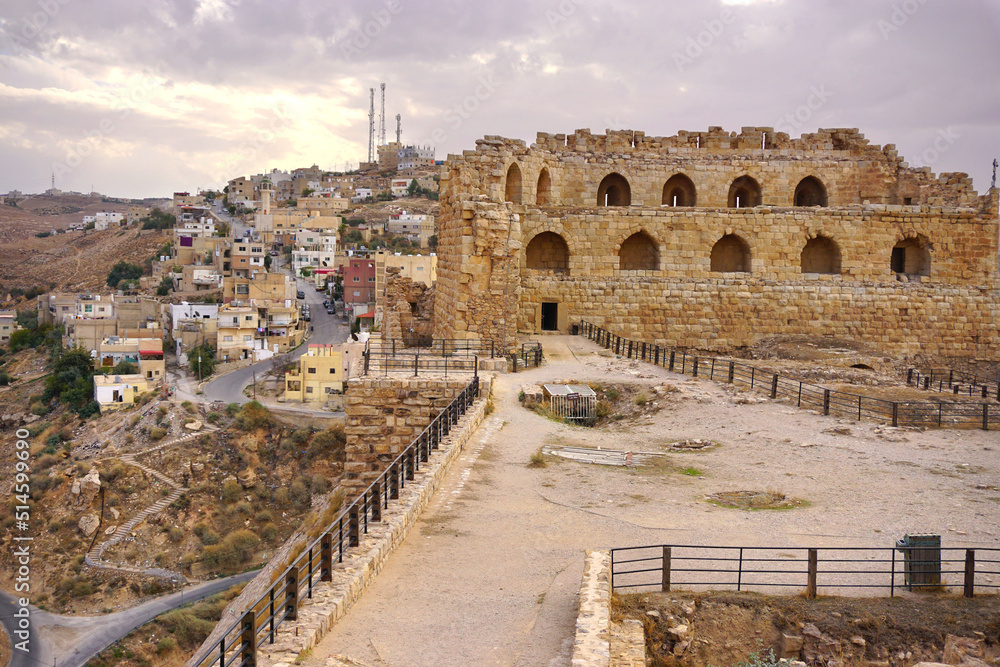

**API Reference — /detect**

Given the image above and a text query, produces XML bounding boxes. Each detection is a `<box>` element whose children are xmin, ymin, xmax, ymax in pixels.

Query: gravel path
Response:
<box><xmin>304</xmin><ymin>335</ymin><xmax>1000</xmax><ymax>667</ymax></box>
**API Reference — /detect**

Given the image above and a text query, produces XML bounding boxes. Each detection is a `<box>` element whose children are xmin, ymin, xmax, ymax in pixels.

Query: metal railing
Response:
<box><xmin>510</xmin><ymin>342</ymin><xmax>543</xmax><ymax>372</ymax></box>
<box><xmin>907</xmin><ymin>368</ymin><xmax>1000</xmax><ymax>401</ymax></box>
<box><xmin>579</xmin><ymin>321</ymin><xmax>1000</xmax><ymax>430</ymax></box>
<box><xmin>190</xmin><ymin>376</ymin><xmax>481</xmax><ymax>667</ymax></box>
<box><xmin>371</xmin><ymin>338</ymin><xmax>498</xmax><ymax>358</ymax></box>
<box><xmin>610</xmin><ymin>544</ymin><xmax>1000</xmax><ymax>598</ymax></box>
<box><xmin>362</xmin><ymin>337</ymin><xmax>488</xmax><ymax>377</ymax></box>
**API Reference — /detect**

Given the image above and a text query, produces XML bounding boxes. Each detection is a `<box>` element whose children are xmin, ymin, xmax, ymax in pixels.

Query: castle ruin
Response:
<box><xmin>433</xmin><ymin>127</ymin><xmax>1000</xmax><ymax>359</ymax></box>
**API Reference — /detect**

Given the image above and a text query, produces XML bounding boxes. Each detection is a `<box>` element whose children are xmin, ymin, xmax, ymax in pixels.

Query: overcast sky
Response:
<box><xmin>0</xmin><ymin>0</ymin><xmax>998</xmax><ymax>198</ymax></box>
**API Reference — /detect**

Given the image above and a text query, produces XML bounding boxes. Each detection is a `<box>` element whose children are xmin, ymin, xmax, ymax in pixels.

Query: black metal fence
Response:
<box><xmin>579</xmin><ymin>321</ymin><xmax>1000</xmax><ymax>430</ymax></box>
<box><xmin>907</xmin><ymin>368</ymin><xmax>1000</xmax><ymax>401</ymax></box>
<box><xmin>610</xmin><ymin>544</ymin><xmax>1000</xmax><ymax>598</ymax></box>
<box><xmin>363</xmin><ymin>338</ymin><xmax>489</xmax><ymax>377</ymax></box>
<box><xmin>510</xmin><ymin>342</ymin><xmax>543</xmax><ymax>372</ymax></box>
<box><xmin>190</xmin><ymin>377</ymin><xmax>481</xmax><ymax>667</ymax></box>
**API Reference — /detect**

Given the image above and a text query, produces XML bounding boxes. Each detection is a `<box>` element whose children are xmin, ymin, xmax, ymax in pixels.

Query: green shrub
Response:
<box><xmin>159</xmin><ymin>609</ymin><xmax>215</xmax><ymax>646</ymax></box>
<box><xmin>199</xmin><ymin>530</ymin><xmax>220</xmax><ymax>546</ymax></box>
<box><xmin>261</xmin><ymin>522</ymin><xmax>278</xmax><ymax>541</ymax></box>
<box><xmin>206</xmin><ymin>411</ymin><xmax>222</xmax><ymax>424</ymax></box>
<box><xmin>168</xmin><ymin>527</ymin><xmax>184</xmax><ymax>543</ymax></box>
<box><xmin>149</xmin><ymin>427</ymin><xmax>167</xmax><ymax>440</ymax></box>
<box><xmin>221</xmin><ymin>479</ymin><xmax>241</xmax><ymax>504</ymax></box>
<box><xmin>232</xmin><ymin>401</ymin><xmax>275</xmax><ymax>431</ymax></box>
<box><xmin>305</xmin><ymin>426</ymin><xmax>346</xmax><ymax>462</ymax></box>
<box><xmin>156</xmin><ymin>636</ymin><xmax>176</xmax><ymax>654</ymax></box>
<box><xmin>30</xmin><ymin>401</ymin><xmax>50</xmax><ymax>416</ymax></box>
<box><xmin>225</xmin><ymin>402</ymin><xmax>240</xmax><ymax>416</ymax></box>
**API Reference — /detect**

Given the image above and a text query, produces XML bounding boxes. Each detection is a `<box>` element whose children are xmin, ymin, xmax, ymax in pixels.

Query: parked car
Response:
<box><xmin>296</xmin><ymin>290</ymin><xmax>305</xmax><ymax>299</ymax></box>
<box><xmin>326</xmin><ymin>307</ymin><xmax>335</xmax><ymax>315</ymax></box>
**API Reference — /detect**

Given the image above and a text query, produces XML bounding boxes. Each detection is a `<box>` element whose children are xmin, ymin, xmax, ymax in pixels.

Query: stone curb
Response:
<box><xmin>255</xmin><ymin>378</ymin><xmax>493</xmax><ymax>667</ymax></box>
<box><xmin>571</xmin><ymin>549</ymin><xmax>647</xmax><ymax>667</ymax></box>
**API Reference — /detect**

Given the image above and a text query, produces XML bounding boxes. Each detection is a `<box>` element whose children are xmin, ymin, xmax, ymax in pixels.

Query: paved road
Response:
<box><xmin>0</xmin><ymin>570</ymin><xmax>259</xmax><ymax>667</ymax></box>
<box><xmin>200</xmin><ymin>269</ymin><xmax>349</xmax><ymax>406</ymax></box>
<box><xmin>0</xmin><ymin>589</ymin><xmax>50</xmax><ymax>667</ymax></box>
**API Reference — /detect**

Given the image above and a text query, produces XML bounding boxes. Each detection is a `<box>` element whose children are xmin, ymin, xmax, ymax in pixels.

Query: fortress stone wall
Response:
<box><xmin>434</xmin><ymin>127</ymin><xmax>1000</xmax><ymax>358</ymax></box>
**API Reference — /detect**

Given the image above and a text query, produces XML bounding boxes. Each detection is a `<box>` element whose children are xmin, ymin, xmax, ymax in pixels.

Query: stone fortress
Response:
<box><xmin>432</xmin><ymin>126</ymin><xmax>1000</xmax><ymax>359</ymax></box>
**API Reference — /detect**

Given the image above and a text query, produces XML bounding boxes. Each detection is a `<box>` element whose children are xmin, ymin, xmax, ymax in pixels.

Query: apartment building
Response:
<box><xmin>216</xmin><ymin>305</ymin><xmax>260</xmax><ymax>362</ymax></box>
<box><xmin>298</xmin><ymin>195</ymin><xmax>349</xmax><ymax>214</ymax></box>
<box><xmin>230</xmin><ymin>238</ymin><xmax>267</xmax><ymax>278</ymax></box>
<box><xmin>284</xmin><ymin>344</ymin><xmax>346</xmax><ymax>403</ymax></box>
<box><xmin>94</xmin><ymin>337</ymin><xmax>165</xmax><ymax>384</ymax></box>
<box><xmin>94</xmin><ymin>374</ymin><xmax>153</xmax><ymax>411</ymax></box>
<box><xmin>387</xmin><ymin>212</ymin><xmax>435</xmax><ymax>248</ymax></box>
<box><xmin>223</xmin><ymin>273</ymin><xmax>295</xmax><ymax>304</ymax></box>
<box><xmin>0</xmin><ymin>310</ymin><xmax>16</xmax><ymax>344</ymax></box>
<box><xmin>343</xmin><ymin>256</ymin><xmax>376</xmax><ymax>312</ymax></box>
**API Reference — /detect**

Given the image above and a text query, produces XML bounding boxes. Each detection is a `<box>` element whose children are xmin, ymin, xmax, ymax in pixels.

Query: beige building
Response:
<box><xmin>216</xmin><ymin>305</ymin><xmax>260</xmax><ymax>362</ymax></box>
<box><xmin>94</xmin><ymin>337</ymin><xmax>166</xmax><ymax>385</ymax></box>
<box><xmin>375</xmin><ymin>251</ymin><xmax>436</xmax><ymax>300</ymax></box>
<box><xmin>378</xmin><ymin>142</ymin><xmax>402</xmax><ymax>171</ymax></box>
<box><xmin>227</xmin><ymin>177</ymin><xmax>255</xmax><ymax>207</ymax></box>
<box><xmin>299</xmin><ymin>196</ymin><xmax>350</xmax><ymax>214</ymax></box>
<box><xmin>223</xmin><ymin>273</ymin><xmax>295</xmax><ymax>304</ymax></box>
<box><xmin>0</xmin><ymin>310</ymin><xmax>16</xmax><ymax>344</ymax></box>
<box><xmin>94</xmin><ymin>374</ymin><xmax>153</xmax><ymax>411</ymax></box>
<box><xmin>284</xmin><ymin>344</ymin><xmax>346</xmax><ymax>403</ymax></box>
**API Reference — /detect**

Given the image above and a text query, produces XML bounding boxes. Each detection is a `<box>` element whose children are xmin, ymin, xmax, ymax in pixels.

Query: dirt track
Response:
<box><xmin>304</xmin><ymin>335</ymin><xmax>1000</xmax><ymax>667</ymax></box>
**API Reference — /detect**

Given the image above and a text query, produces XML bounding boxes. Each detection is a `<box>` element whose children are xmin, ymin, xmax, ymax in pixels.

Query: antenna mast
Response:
<box><xmin>378</xmin><ymin>82</ymin><xmax>386</xmax><ymax>147</ymax></box>
<box><xmin>367</xmin><ymin>88</ymin><xmax>375</xmax><ymax>163</ymax></box>
<box><xmin>395</xmin><ymin>114</ymin><xmax>401</xmax><ymax>144</ymax></box>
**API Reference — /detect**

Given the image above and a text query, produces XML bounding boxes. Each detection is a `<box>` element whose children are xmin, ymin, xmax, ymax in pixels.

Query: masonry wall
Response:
<box><xmin>343</xmin><ymin>377</ymin><xmax>469</xmax><ymax>498</ymax></box>
<box><xmin>434</xmin><ymin>127</ymin><xmax>1000</xmax><ymax>359</ymax></box>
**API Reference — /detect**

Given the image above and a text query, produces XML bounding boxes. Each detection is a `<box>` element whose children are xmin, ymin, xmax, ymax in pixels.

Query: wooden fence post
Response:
<box><xmin>241</xmin><ymin>610</ymin><xmax>257</xmax><ymax>667</ymax></box>
<box><xmin>669</xmin><ymin>351</ymin><xmax>675</xmax><ymax>371</ymax></box>
<box><xmin>807</xmin><ymin>549</ymin><xmax>818</xmax><ymax>599</ymax></box>
<box><xmin>983</xmin><ymin>404</ymin><xmax>990</xmax><ymax>431</ymax></box>
<box><xmin>662</xmin><ymin>547</ymin><xmax>671</xmax><ymax>592</ymax></box>
<box><xmin>771</xmin><ymin>374</ymin><xmax>779</xmax><ymax>399</ymax></box>
<box><xmin>348</xmin><ymin>510</ymin><xmax>359</xmax><ymax>547</ymax></box>
<box><xmin>728</xmin><ymin>361</ymin><xmax>735</xmax><ymax>384</ymax></box>
<box><xmin>320</xmin><ymin>536</ymin><xmax>332</xmax><ymax>582</ymax></box>
<box><xmin>892</xmin><ymin>403</ymin><xmax>899</xmax><ymax>427</ymax></box>
<box><xmin>823</xmin><ymin>390</ymin><xmax>831</xmax><ymax>416</ymax></box>
<box><xmin>285</xmin><ymin>570</ymin><xmax>299</xmax><ymax>621</ymax></box>
<box><xmin>965</xmin><ymin>549</ymin><xmax>975</xmax><ymax>598</ymax></box>
<box><xmin>692</xmin><ymin>357</ymin><xmax>699</xmax><ymax>378</ymax></box>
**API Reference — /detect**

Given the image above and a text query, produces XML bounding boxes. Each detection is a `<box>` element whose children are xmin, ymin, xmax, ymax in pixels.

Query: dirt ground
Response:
<box><xmin>304</xmin><ymin>335</ymin><xmax>1000</xmax><ymax>667</ymax></box>
<box><xmin>615</xmin><ymin>590</ymin><xmax>1000</xmax><ymax>667</ymax></box>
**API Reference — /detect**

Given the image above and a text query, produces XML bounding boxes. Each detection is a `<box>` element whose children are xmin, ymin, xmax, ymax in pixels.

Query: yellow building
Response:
<box><xmin>375</xmin><ymin>251</ymin><xmax>437</xmax><ymax>298</ymax></box>
<box><xmin>94</xmin><ymin>374</ymin><xmax>153</xmax><ymax>411</ymax></box>
<box><xmin>298</xmin><ymin>196</ymin><xmax>349</xmax><ymax>214</ymax></box>
<box><xmin>284</xmin><ymin>344</ymin><xmax>345</xmax><ymax>403</ymax></box>
<box><xmin>217</xmin><ymin>305</ymin><xmax>260</xmax><ymax>362</ymax></box>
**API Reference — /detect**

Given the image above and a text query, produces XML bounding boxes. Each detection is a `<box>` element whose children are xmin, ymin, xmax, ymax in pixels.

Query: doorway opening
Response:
<box><xmin>541</xmin><ymin>302</ymin><xmax>559</xmax><ymax>331</ymax></box>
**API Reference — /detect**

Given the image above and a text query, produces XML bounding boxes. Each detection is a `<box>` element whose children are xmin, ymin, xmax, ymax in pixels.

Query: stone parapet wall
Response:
<box><xmin>251</xmin><ymin>381</ymin><xmax>490</xmax><ymax>667</ymax></box>
<box><xmin>343</xmin><ymin>377</ymin><xmax>472</xmax><ymax>498</ymax></box>
<box><xmin>521</xmin><ymin>276</ymin><xmax>1000</xmax><ymax>358</ymax></box>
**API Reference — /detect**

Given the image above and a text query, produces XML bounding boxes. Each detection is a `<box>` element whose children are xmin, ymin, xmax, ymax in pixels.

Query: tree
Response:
<box><xmin>44</xmin><ymin>346</ymin><xmax>96</xmax><ymax>413</ymax></box>
<box><xmin>407</xmin><ymin>179</ymin><xmax>419</xmax><ymax>197</ymax></box>
<box><xmin>189</xmin><ymin>342</ymin><xmax>216</xmax><ymax>379</ymax></box>
<box><xmin>140</xmin><ymin>209</ymin><xmax>176</xmax><ymax>230</ymax></box>
<box><xmin>111</xmin><ymin>360</ymin><xmax>137</xmax><ymax>375</ymax></box>
<box><xmin>428</xmin><ymin>234</ymin><xmax>438</xmax><ymax>250</ymax></box>
<box><xmin>156</xmin><ymin>276</ymin><xmax>174</xmax><ymax>297</ymax></box>
<box><xmin>107</xmin><ymin>261</ymin><xmax>144</xmax><ymax>288</ymax></box>
<box><xmin>263</xmin><ymin>254</ymin><xmax>272</xmax><ymax>270</ymax></box>
<box><xmin>344</xmin><ymin>230</ymin><xmax>363</xmax><ymax>245</ymax></box>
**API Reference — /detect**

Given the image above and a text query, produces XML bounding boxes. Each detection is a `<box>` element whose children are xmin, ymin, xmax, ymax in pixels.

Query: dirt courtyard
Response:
<box><xmin>304</xmin><ymin>335</ymin><xmax>1000</xmax><ymax>667</ymax></box>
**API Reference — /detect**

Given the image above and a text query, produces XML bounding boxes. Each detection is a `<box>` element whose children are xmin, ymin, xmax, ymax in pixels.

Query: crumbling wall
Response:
<box><xmin>382</xmin><ymin>268</ymin><xmax>435</xmax><ymax>345</ymax></box>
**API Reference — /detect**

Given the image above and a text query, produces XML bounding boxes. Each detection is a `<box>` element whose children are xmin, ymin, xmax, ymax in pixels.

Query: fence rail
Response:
<box><xmin>510</xmin><ymin>342</ymin><xmax>543</xmax><ymax>373</ymax></box>
<box><xmin>579</xmin><ymin>321</ymin><xmax>1000</xmax><ymax>430</ymax></box>
<box><xmin>371</xmin><ymin>338</ymin><xmax>498</xmax><ymax>358</ymax></box>
<box><xmin>907</xmin><ymin>368</ymin><xmax>1000</xmax><ymax>401</ymax></box>
<box><xmin>610</xmin><ymin>544</ymin><xmax>1000</xmax><ymax>598</ymax></box>
<box><xmin>190</xmin><ymin>377</ymin><xmax>481</xmax><ymax>667</ymax></box>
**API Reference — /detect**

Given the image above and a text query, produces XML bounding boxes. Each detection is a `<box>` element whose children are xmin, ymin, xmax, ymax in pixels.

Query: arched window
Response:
<box><xmin>794</xmin><ymin>176</ymin><xmax>828</xmax><ymax>207</ymax></box>
<box><xmin>891</xmin><ymin>238</ymin><xmax>931</xmax><ymax>277</ymax></box>
<box><xmin>710</xmin><ymin>234</ymin><xmax>751</xmax><ymax>273</ymax></box>
<box><xmin>597</xmin><ymin>173</ymin><xmax>631</xmax><ymax>206</ymax></box>
<box><xmin>536</xmin><ymin>168</ymin><xmax>552</xmax><ymax>206</ymax></box>
<box><xmin>727</xmin><ymin>176</ymin><xmax>762</xmax><ymax>208</ymax></box>
<box><xmin>618</xmin><ymin>231</ymin><xmax>659</xmax><ymax>271</ymax></box>
<box><xmin>504</xmin><ymin>163</ymin><xmax>522</xmax><ymax>204</ymax></box>
<box><xmin>525</xmin><ymin>232</ymin><xmax>569</xmax><ymax>272</ymax></box>
<box><xmin>800</xmin><ymin>236</ymin><xmax>841</xmax><ymax>274</ymax></box>
<box><xmin>662</xmin><ymin>174</ymin><xmax>697</xmax><ymax>207</ymax></box>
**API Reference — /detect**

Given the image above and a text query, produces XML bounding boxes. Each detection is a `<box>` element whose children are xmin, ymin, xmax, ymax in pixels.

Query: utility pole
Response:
<box><xmin>253</xmin><ymin>371</ymin><xmax>257</xmax><ymax>399</ymax></box>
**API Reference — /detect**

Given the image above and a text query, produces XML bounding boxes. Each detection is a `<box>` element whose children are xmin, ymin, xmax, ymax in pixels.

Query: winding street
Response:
<box><xmin>0</xmin><ymin>570</ymin><xmax>259</xmax><ymax>667</ymax></box>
